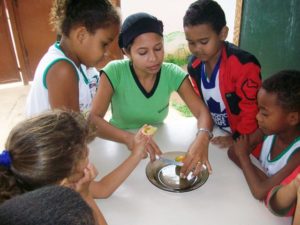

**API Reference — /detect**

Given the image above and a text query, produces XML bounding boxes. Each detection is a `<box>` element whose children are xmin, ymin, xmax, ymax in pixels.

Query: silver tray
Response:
<box><xmin>146</xmin><ymin>151</ymin><xmax>209</xmax><ymax>192</ymax></box>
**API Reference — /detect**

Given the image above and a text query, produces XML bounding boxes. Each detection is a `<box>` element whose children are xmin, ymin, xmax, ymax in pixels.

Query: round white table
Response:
<box><xmin>89</xmin><ymin>117</ymin><xmax>291</xmax><ymax>225</ymax></box>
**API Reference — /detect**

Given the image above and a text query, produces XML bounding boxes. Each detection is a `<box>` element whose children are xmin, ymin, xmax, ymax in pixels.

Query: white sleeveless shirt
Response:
<box><xmin>26</xmin><ymin>43</ymin><xmax>98</xmax><ymax>117</ymax></box>
<box><xmin>259</xmin><ymin>135</ymin><xmax>300</xmax><ymax>176</ymax></box>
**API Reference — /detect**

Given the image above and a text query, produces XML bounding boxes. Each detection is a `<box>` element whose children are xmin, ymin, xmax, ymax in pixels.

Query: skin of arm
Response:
<box><xmin>294</xmin><ymin>188</ymin><xmax>300</xmax><ymax>225</ymax></box>
<box><xmin>46</xmin><ymin>61</ymin><xmax>80</xmax><ymax>111</ymax></box>
<box><xmin>228</xmin><ymin>128</ymin><xmax>264</xmax><ymax>167</ymax></box>
<box><xmin>177</xmin><ymin>77</ymin><xmax>213</xmax><ymax>176</ymax></box>
<box><xmin>90</xmin><ymin>127</ymin><xmax>148</xmax><ymax>198</ymax></box>
<box><xmin>232</xmin><ymin>135</ymin><xmax>300</xmax><ymax>200</ymax></box>
<box><xmin>66</xmin><ymin>164</ymin><xmax>108</xmax><ymax>225</ymax></box>
<box><xmin>270</xmin><ymin>174</ymin><xmax>300</xmax><ymax>215</ymax></box>
<box><xmin>211</xmin><ymin>135</ymin><xmax>234</xmax><ymax>149</ymax></box>
<box><xmin>89</xmin><ymin>73</ymin><xmax>161</xmax><ymax>160</ymax></box>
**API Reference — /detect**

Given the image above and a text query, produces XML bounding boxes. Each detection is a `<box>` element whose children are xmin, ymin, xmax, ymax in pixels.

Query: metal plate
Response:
<box><xmin>146</xmin><ymin>151</ymin><xmax>209</xmax><ymax>192</ymax></box>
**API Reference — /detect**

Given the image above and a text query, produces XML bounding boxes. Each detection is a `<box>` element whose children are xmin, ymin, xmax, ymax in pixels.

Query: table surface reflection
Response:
<box><xmin>89</xmin><ymin>117</ymin><xmax>290</xmax><ymax>225</ymax></box>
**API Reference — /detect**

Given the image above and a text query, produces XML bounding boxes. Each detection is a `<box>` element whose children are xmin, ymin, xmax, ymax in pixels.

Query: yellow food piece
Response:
<box><xmin>175</xmin><ymin>155</ymin><xmax>185</xmax><ymax>162</ymax></box>
<box><xmin>142</xmin><ymin>125</ymin><xmax>157</xmax><ymax>135</ymax></box>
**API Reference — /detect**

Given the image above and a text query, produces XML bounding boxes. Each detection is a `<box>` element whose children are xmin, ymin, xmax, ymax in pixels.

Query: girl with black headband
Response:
<box><xmin>90</xmin><ymin>12</ymin><xmax>214</xmax><ymax>177</ymax></box>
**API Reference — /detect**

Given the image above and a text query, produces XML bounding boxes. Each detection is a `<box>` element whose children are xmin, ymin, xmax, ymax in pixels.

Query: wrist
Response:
<box><xmin>196</xmin><ymin>128</ymin><xmax>213</xmax><ymax>140</ymax></box>
<box><xmin>123</xmin><ymin>132</ymin><xmax>134</xmax><ymax>149</ymax></box>
<box><xmin>130</xmin><ymin>151</ymin><xmax>145</xmax><ymax>160</ymax></box>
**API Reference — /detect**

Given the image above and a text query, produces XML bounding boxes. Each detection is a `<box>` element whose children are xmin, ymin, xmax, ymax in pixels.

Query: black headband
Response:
<box><xmin>118</xmin><ymin>12</ymin><xmax>164</xmax><ymax>49</ymax></box>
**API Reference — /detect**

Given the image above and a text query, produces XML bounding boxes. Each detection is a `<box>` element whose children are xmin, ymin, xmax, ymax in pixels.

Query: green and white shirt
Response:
<box><xmin>259</xmin><ymin>135</ymin><xmax>300</xmax><ymax>176</ymax></box>
<box><xmin>26</xmin><ymin>43</ymin><xmax>98</xmax><ymax>117</ymax></box>
<box><xmin>101</xmin><ymin>59</ymin><xmax>187</xmax><ymax>129</ymax></box>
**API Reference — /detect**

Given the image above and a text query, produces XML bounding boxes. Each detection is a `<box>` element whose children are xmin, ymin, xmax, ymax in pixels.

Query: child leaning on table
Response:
<box><xmin>228</xmin><ymin>70</ymin><xmax>300</xmax><ymax>200</ymax></box>
<box><xmin>184</xmin><ymin>0</ymin><xmax>262</xmax><ymax>151</ymax></box>
<box><xmin>266</xmin><ymin>166</ymin><xmax>300</xmax><ymax>225</ymax></box>
<box><xmin>0</xmin><ymin>110</ymin><xmax>150</xmax><ymax>225</ymax></box>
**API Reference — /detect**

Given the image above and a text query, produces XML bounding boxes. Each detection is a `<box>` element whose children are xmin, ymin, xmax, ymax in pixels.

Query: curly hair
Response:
<box><xmin>262</xmin><ymin>70</ymin><xmax>300</xmax><ymax>112</ymax></box>
<box><xmin>50</xmin><ymin>0</ymin><xmax>120</xmax><ymax>36</ymax></box>
<box><xmin>183</xmin><ymin>0</ymin><xmax>226</xmax><ymax>34</ymax></box>
<box><xmin>0</xmin><ymin>110</ymin><xmax>94</xmax><ymax>204</ymax></box>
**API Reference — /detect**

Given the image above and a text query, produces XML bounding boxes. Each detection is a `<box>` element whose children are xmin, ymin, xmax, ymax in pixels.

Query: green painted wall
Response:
<box><xmin>239</xmin><ymin>0</ymin><xmax>300</xmax><ymax>79</ymax></box>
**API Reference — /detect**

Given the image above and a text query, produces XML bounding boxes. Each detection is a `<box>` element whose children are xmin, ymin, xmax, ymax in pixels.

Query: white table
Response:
<box><xmin>89</xmin><ymin>117</ymin><xmax>291</xmax><ymax>225</ymax></box>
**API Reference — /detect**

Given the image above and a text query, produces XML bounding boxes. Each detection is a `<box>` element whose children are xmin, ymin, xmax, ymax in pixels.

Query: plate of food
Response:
<box><xmin>146</xmin><ymin>151</ymin><xmax>209</xmax><ymax>192</ymax></box>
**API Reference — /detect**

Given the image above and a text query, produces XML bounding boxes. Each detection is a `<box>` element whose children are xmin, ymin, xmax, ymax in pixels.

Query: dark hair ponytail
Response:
<box><xmin>0</xmin><ymin>167</ymin><xmax>25</xmax><ymax>204</ymax></box>
<box><xmin>0</xmin><ymin>110</ymin><xmax>92</xmax><ymax>204</ymax></box>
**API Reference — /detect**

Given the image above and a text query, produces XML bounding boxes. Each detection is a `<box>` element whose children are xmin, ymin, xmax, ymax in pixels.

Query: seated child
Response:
<box><xmin>266</xmin><ymin>166</ymin><xmax>300</xmax><ymax>224</ymax></box>
<box><xmin>228</xmin><ymin>70</ymin><xmax>300</xmax><ymax>200</ymax></box>
<box><xmin>0</xmin><ymin>185</ymin><xmax>95</xmax><ymax>225</ymax></box>
<box><xmin>184</xmin><ymin>0</ymin><xmax>262</xmax><ymax>150</ymax></box>
<box><xmin>0</xmin><ymin>110</ymin><xmax>149</xmax><ymax>225</ymax></box>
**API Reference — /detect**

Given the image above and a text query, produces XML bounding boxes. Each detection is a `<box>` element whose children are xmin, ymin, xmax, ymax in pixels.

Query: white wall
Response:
<box><xmin>121</xmin><ymin>0</ymin><xmax>236</xmax><ymax>42</ymax></box>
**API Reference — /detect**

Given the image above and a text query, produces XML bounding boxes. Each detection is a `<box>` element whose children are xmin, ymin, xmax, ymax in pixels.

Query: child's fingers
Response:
<box><xmin>148</xmin><ymin>138</ymin><xmax>161</xmax><ymax>155</ymax></box>
<box><xmin>87</xmin><ymin>163</ymin><xmax>99</xmax><ymax>179</ymax></box>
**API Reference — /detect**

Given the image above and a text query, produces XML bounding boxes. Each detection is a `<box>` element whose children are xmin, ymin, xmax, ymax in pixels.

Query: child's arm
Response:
<box><xmin>269</xmin><ymin>174</ymin><xmax>300</xmax><ymax>216</ymax></box>
<box><xmin>232</xmin><ymin>135</ymin><xmax>300</xmax><ymax>200</ymax></box>
<box><xmin>234</xmin><ymin>63</ymin><xmax>261</xmax><ymax>136</ymax></box>
<box><xmin>73</xmin><ymin>165</ymin><xmax>108</xmax><ymax>225</ymax></box>
<box><xmin>294</xmin><ymin>188</ymin><xmax>300</xmax><ymax>225</ymax></box>
<box><xmin>47</xmin><ymin>61</ymin><xmax>80</xmax><ymax>111</ymax></box>
<box><xmin>177</xmin><ymin>77</ymin><xmax>214</xmax><ymax>175</ymax></box>
<box><xmin>90</xmin><ymin>127</ymin><xmax>149</xmax><ymax>198</ymax></box>
<box><xmin>228</xmin><ymin>128</ymin><xmax>264</xmax><ymax>167</ymax></box>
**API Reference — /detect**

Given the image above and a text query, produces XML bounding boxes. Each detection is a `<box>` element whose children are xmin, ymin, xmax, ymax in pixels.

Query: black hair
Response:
<box><xmin>50</xmin><ymin>0</ymin><xmax>120</xmax><ymax>36</ymax></box>
<box><xmin>183</xmin><ymin>0</ymin><xmax>226</xmax><ymax>34</ymax></box>
<box><xmin>262</xmin><ymin>70</ymin><xmax>300</xmax><ymax>112</ymax></box>
<box><xmin>118</xmin><ymin>12</ymin><xmax>164</xmax><ymax>51</ymax></box>
<box><xmin>0</xmin><ymin>185</ymin><xmax>95</xmax><ymax>225</ymax></box>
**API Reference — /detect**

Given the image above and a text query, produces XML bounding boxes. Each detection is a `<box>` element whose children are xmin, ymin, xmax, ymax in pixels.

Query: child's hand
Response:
<box><xmin>131</xmin><ymin>126</ymin><xmax>150</xmax><ymax>159</ymax></box>
<box><xmin>211</xmin><ymin>135</ymin><xmax>234</xmax><ymax>148</ymax></box>
<box><xmin>232</xmin><ymin>135</ymin><xmax>250</xmax><ymax>159</ymax></box>
<box><xmin>73</xmin><ymin>163</ymin><xmax>98</xmax><ymax>199</ymax></box>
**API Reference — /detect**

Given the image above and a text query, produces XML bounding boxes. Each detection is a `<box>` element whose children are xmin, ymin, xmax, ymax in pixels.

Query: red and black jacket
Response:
<box><xmin>188</xmin><ymin>41</ymin><xmax>261</xmax><ymax>139</ymax></box>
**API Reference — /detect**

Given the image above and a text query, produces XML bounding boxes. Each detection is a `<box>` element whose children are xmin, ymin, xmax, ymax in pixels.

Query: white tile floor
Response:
<box><xmin>0</xmin><ymin>84</ymin><xmax>30</xmax><ymax>149</ymax></box>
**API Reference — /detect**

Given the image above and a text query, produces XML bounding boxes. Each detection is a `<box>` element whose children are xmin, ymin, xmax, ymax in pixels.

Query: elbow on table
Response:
<box><xmin>249</xmin><ymin>182</ymin><xmax>271</xmax><ymax>201</ymax></box>
<box><xmin>227</xmin><ymin>148</ymin><xmax>241</xmax><ymax>168</ymax></box>
<box><xmin>93</xmin><ymin>190</ymin><xmax>113</xmax><ymax>199</ymax></box>
<box><xmin>250</xmin><ymin>188</ymin><xmax>268</xmax><ymax>201</ymax></box>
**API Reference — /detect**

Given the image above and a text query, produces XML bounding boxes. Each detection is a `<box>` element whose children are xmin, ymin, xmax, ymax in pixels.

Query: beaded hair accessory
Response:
<box><xmin>0</xmin><ymin>150</ymin><xmax>12</xmax><ymax>168</ymax></box>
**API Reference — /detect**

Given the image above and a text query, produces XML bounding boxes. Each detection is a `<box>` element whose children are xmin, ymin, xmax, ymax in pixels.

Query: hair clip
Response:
<box><xmin>0</xmin><ymin>150</ymin><xmax>12</xmax><ymax>168</ymax></box>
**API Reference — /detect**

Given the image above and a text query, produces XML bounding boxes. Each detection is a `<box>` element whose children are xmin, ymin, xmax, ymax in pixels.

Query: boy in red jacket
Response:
<box><xmin>184</xmin><ymin>0</ymin><xmax>262</xmax><ymax>153</ymax></box>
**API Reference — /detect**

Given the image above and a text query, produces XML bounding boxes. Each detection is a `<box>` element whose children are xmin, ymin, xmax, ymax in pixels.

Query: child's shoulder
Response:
<box><xmin>224</xmin><ymin>41</ymin><xmax>260</xmax><ymax>66</ymax></box>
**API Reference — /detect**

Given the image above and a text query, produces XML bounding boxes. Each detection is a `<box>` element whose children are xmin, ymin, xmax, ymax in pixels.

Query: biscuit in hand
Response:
<box><xmin>142</xmin><ymin>125</ymin><xmax>157</xmax><ymax>136</ymax></box>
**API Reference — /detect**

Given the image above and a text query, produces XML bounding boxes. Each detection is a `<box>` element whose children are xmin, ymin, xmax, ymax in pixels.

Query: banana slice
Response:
<box><xmin>142</xmin><ymin>125</ymin><xmax>157</xmax><ymax>136</ymax></box>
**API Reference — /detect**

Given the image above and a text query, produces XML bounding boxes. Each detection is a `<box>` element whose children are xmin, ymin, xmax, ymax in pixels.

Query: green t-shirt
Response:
<box><xmin>101</xmin><ymin>59</ymin><xmax>187</xmax><ymax>129</ymax></box>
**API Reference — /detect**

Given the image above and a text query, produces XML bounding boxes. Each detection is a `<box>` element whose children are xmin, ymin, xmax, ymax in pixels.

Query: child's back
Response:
<box><xmin>0</xmin><ymin>185</ymin><xmax>95</xmax><ymax>225</ymax></box>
